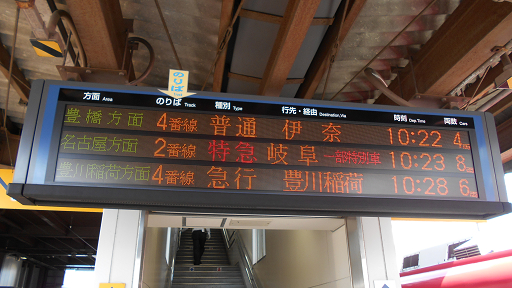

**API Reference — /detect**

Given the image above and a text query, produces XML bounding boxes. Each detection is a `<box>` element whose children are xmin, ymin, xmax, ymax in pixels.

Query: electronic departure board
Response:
<box><xmin>8</xmin><ymin>80</ymin><xmax>511</xmax><ymax>219</ymax></box>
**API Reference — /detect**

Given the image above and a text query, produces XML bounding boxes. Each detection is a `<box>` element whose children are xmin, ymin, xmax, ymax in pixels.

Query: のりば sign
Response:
<box><xmin>159</xmin><ymin>69</ymin><xmax>196</xmax><ymax>99</ymax></box>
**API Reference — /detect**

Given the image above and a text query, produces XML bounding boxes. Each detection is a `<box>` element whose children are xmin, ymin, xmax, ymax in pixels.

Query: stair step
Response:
<box><xmin>176</xmin><ymin>261</ymin><xmax>231</xmax><ymax>266</ymax></box>
<box><xmin>174</xmin><ymin>266</ymin><xmax>239</xmax><ymax>272</ymax></box>
<box><xmin>180</xmin><ymin>241</ymin><xmax>224</xmax><ymax>244</ymax></box>
<box><xmin>173</xmin><ymin>229</ymin><xmax>244</xmax><ymax>287</ymax></box>
<box><xmin>182</xmin><ymin>240</ymin><xmax>224</xmax><ymax>241</ymax></box>
<box><xmin>176</xmin><ymin>250</ymin><xmax>226</xmax><ymax>257</ymax></box>
<box><xmin>181</xmin><ymin>234</ymin><xmax>223</xmax><ymax>237</ymax></box>
<box><xmin>173</xmin><ymin>277</ymin><xmax>243</xmax><ymax>284</ymax></box>
<box><xmin>180</xmin><ymin>244</ymin><xmax>225</xmax><ymax>247</ymax></box>
<box><xmin>179</xmin><ymin>246</ymin><xmax>225</xmax><ymax>250</ymax></box>
<box><xmin>180</xmin><ymin>243</ymin><xmax>224</xmax><ymax>246</ymax></box>
<box><xmin>179</xmin><ymin>250</ymin><xmax>225</xmax><ymax>254</ymax></box>
<box><xmin>176</xmin><ymin>254</ymin><xmax>227</xmax><ymax>259</ymax></box>
<box><xmin>181</xmin><ymin>234</ymin><xmax>222</xmax><ymax>236</ymax></box>
<box><xmin>176</xmin><ymin>254</ymin><xmax>228</xmax><ymax>259</ymax></box>
<box><xmin>177</xmin><ymin>249</ymin><xmax>226</xmax><ymax>253</ymax></box>
<box><xmin>178</xmin><ymin>248</ymin><xmax>226</xmax><ymax>253</ymax></box>
<box><xmin>176</xmin><ymin>257</ymin><xmax>229</xmax><ymax>262</ymax></box>
<box><xmin>174</xmin><ymin>271</ymin><xmax>241</xmax><ymax>277</ymax></box>
<box><xmin>180</xmin><ymin>244</ymin><xmax>225</xmax><ymax>248</ymax></box>
<box><xmin>178</xmin><ymin>252</ymin><xmax>226</xmax><ymax>256</ymax></box>
<box><xmin>181</xmin><ymin>235</ymin><xmax>223</xmax><ymax>237</ymax></box>
<box><xmin>172</xmin><ymin>285</ymin><xmax>245</xmax><ymax>288</ymax></box>
<box><xmin>179</xmin><ymin>245</ymin><xmax>225</xmax><ymax>249</ymax></box>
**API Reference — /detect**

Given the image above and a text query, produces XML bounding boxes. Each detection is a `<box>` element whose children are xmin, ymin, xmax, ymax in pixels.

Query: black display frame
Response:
<box><xmin>7</xmin><ymin>80</ymin><xmax>511</xmax><ymax>219</ymax></box>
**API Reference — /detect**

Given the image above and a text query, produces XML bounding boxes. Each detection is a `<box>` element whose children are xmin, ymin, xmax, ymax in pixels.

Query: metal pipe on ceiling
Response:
<box><xmin>364</xmin><ymin>68</ymin><xmax>414</xmax><ymax>107</ymax></box>
<box><xmin>46</xmin><ymin>0</ymin><xmax>78</xmax><ymax>66</ymax></box>
<box><xmin>47</xmin><ymin>10</ymin><xmax>88</xmax><ymax>67</ymax></box>
<box><xmin>476</xmin><ymin>89</ymin><xmax>512</xmax><ymax>111</ymax></box>
<box><xmin>449</xmin><ymin>39</ymin><xmax>512</xmax><ymax>96</ymax></box>
<box><xmin>460</xmin><ymin>66</ymin><xmax>491</xmax><ymax>110</ymax></box>
<box><xmin>502</xmin><ymin>52</ymin><xmax>512</xmax><ymax>67</ymax></box>
<box><xmin>127</xmin><ymin>37</ymin><xmax>155</xmax><ymax>86</ymax></box>
<box><xmin>153</xmin><ymin>0</ymin><xmax>182</xmax><ymax>70</ymax></box>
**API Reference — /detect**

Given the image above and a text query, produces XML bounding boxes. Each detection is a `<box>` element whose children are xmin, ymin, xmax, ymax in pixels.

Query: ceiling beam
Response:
<box><xmin>17</xmin><ymin>0</ymin><xmax>49</xmax><ymax>39</ymax></box>
<box><xmin>0</xmin><ymin>131</ymin><xmax>20</xmax><ymax>167</ymax></box>
<box><xmin>228</xmin><ymin>72</ymin><xmax>304</xmax><ymax>84</ymax></box>
<box><xmin>11</xmin><ymin>244</ymin><xmax>97</xmax><ymax>251</ymax></box>
<box><xmin>0</xmin><ymin>213</ymin><xmax>23</xmax><ymax>231</ymax></box>
<box><xmin>239</xmin><ymin>9</ymin><xmax>334</xmax><ymax>26</ymax></box>
<box><xmin>37</xmin><ymin>237</ymin><xmax>88</xmax><ymax>253</ymax></box>
<box><xmin>497</xmin><ymin>117</ymin><xmax>512</xmax><ymax>154</ymax></box>
<box><xmin>0</xmin><ymin>227</ymin><xmax>99</xmax><ymax>239</ymax></box>
<box><xmin>464</xmin><ymin>55</ymin><xmax>512</xmax><ymax>114</ymax></box>
<box><xmin>0</xmin><ymin>212</ymin><xmax>37</xmax><ymax>247</ymax></box>
<box><xmin>0</xmin><ymin>37</ymin><xmax>30</xmax><ymax>104</ymax></box>
<box><xmin>31</xmin><ymin>211</ymin><xmax>97</xmax><ymax>247</ymax></box>
<box><xmin>0</xmin><ymin>250</ymin><xmax>58</xmax><ymax>270</ymax></box>
<box><xmin>12</xmin><ymin>235</ymin><xmax>36</xmax><ymax>247</ymax></box>
<box><xmin>487</xmin><ymin>93</ymin><xmax>512</xmax><ymax>115</ymax></box>
<box><xmin>65</xmin><ymin>0</ymin><xmax>130</xmax><ymax>70</ymax></box>
<box><xmin>502</xmin><ymin>146</ymin><xmax>512</xmax><ymax>163</ymax></box>
<box><xmin>257</xmin><ymin>0</ymin><xmax>322</xmax><ymax>97</ymax></box>
<box><xmin>44</xmin><ymin>257</ymin><xmax>95</xmax><ymax>266</ymax></box>
<box><xmin>240</xmin><ymin>8</ymin><xmax>283</xmax><ymax>25</ymax></box>
<box><xmin>18</xmin><ymin>253</ymin><xmax>95</xmax><ymax>257</ymax></box>
<box><xmin>296</xmin><ymin>0</ymin><xmax>367</xmax><ymax>99</ymax></box>
<box><xmin>0</xmin><ymin>114</ymin><xmax>21</xmax><ymax>135</ymax></box>
<box><xmin>32</xmin><ymin>211</ymin><xmax>67</xmax><ymax>236</ymax></box>
<box><xmin>375</xmin><ymin>0</ymin><xmax>512</xmax><ymax>105</ymax></box>
<box><xmin>212</xmin><ymin>0</ymin><xmax>235</xmax><ymax>92</ymax></box>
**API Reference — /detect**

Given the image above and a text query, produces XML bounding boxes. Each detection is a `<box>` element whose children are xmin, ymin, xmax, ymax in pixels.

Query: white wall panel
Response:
<box><xmin>141</xmin><ymin>227</ymin><xmax>168</xmax><ymax>288</ymax></box>
<box><xmin>251</xmin><ymin>228</ymin><xmax>351</xmax><ymax>288</ymax></box>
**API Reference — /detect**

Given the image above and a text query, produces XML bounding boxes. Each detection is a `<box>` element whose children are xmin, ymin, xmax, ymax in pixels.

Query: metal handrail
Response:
<box><xmin>177</xmin><ymin>228</ymin><xmax>182</xmax><ymax>250</ymax></box>
<box><xmin>223</xmin><ymin>229</ymin><xmax>237</xmax><ymax>249</ymax></box>
<box><xmin>222</xmin><ymin>229</ymin><xmax>258</xmax><ymax>288</ymax></box>
<box><xmin>166</xmin><ymin>228</ymin><xmax>181</xmax><ymax>288</ymax></box>
<box><xmin>127</xmin><ymin>37</ymin><xmax>155</xmax><ymax>86</ymax></box>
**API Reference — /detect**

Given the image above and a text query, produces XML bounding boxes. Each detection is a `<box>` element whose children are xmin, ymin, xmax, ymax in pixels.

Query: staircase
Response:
<box><xmin>172</xmin><ymin>229</ymin><xmax>246</xmax><ymax>288</ymax></box>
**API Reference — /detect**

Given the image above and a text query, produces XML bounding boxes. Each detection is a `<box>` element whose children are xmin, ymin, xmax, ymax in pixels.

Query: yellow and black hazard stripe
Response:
<box><xmin>30</xmin><ymin>39</ymin><xmax>63</xmax><ymax>57</ymax></box>
<box><xmin>498</xmin><ymin>78</ymin><xmax>512</xmax><ymax>89</ymax></box>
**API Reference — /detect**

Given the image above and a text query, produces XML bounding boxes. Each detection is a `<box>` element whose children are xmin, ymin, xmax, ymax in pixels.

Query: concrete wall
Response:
<box><xmin>347</xmin><ymin>217</ymin><xmax>401</xmax><ymax>288</ymax></box>
<box><xmin>225</xmin><ymin>230</ymin><xmax>240</xmax><ymax>266</ymax></box>
<box><xmin>95</xmin><ymin>209</ymin><xmax>146</xmax><ymax>288</ymax></box>
<box><xmin>238</xmin><ymin>229</ymin><xmax>253</xmax><ymax>262</ymax></box>
<box><xmin>141</xmin><ymin>227</ymin><xmax>169</xmax><ymax>288</ymax></box>
<box><xmin>247</xmin><ymin>228</ymin><xmax>352</xmax><ymax>288</ymax></box>
<box><xmin>0</xmin><ymin>255</ymin><xmax>22</xmax><ymax>287</ymax></box>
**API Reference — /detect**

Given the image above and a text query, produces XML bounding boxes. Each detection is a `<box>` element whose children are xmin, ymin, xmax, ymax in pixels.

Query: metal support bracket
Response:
<box><xmin>57</xmin><ymin>66</ymin><xmax>129</xmax><ymax>84</ymax></box>
<box><xmin>409</xmin><ymin>94</ymin><xmax>470</xmax><ymax>109</ymax></box>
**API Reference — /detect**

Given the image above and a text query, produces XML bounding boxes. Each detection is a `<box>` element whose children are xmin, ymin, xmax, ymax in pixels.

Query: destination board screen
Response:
<box><xmin>8</xmin><ymin>80</ymin><xmax>510</xmax><ymax>219</ymax></box>
<box><xmin>55</xmin><ymin>103</ymin><xmax>478</xmax><ymax>200</ymax></box>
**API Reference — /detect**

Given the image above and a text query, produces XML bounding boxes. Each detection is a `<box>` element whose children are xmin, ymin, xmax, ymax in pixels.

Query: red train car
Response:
<box><xmin>400</xmin><ymin>249</ymin><xmax>512</xmax><ymax>288</ymax></box>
